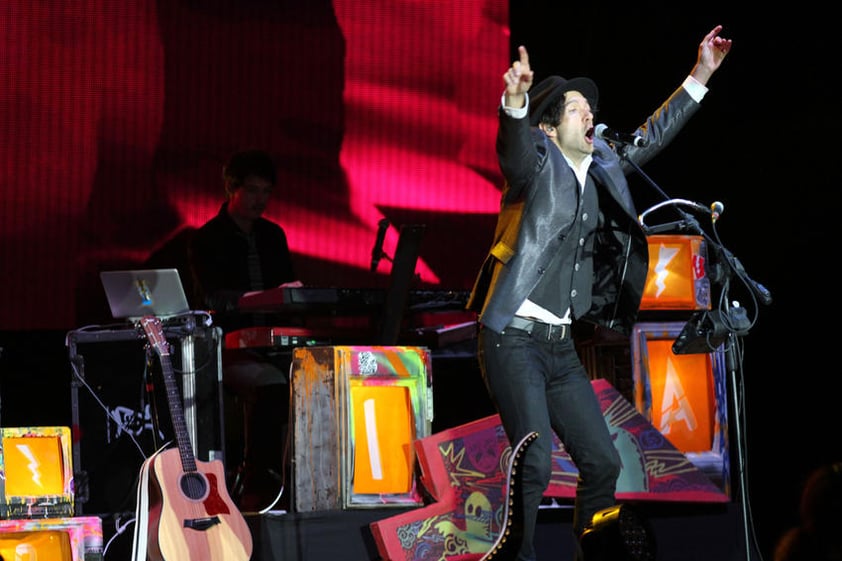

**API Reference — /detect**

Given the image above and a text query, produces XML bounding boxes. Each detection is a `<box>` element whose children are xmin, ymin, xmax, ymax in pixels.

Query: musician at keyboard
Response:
<box><xmin>188</xmin><ymin>148</ymin><xmax>300</xmax><ymax>513</ymax></box>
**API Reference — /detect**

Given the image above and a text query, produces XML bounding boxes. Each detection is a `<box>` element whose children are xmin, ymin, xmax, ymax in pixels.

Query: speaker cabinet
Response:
<box><xmin>66</xmin><ymin>318</ymin><xmax>224</xmax><ymax>515</ymax></box>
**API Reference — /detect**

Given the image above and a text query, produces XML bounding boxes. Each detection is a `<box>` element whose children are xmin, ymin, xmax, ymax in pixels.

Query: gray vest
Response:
<box><xmin>527</xmin><ymin>173</ymin><xmax>599</xmax><ymax>318</ymax></box>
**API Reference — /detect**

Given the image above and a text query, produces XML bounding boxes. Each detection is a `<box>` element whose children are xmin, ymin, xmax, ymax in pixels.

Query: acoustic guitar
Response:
<box><xmin>139</xmin><ymin>315</ymin><xmax>253</xmax><ymax>561</ymax></box>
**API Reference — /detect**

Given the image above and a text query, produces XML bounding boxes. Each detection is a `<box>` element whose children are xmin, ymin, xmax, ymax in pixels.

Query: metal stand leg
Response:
<box><xmin>726</xmin><ymin>333</ymin><xmax>754</xmax><ymax>561</ymax></box>
<box><xmin>68</xmin><ymin>341</ymin><xmax>88</xmax><ymax>514</ymax></box>
<box><xmin>144</xmin><ymin>346</ymin><xmax>163</xmax><ymax>452</ymax></box>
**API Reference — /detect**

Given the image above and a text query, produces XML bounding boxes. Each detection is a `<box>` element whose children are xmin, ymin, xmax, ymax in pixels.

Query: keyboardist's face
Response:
<box><xmin>228</xmin><ymin>175</ymin><xmax>275</xmax><ymax>223</ymax></box>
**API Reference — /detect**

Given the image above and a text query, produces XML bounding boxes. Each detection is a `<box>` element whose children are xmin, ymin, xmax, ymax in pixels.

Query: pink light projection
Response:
<box><xmin>0</xmin><ymin>0</ymin><xmax>508</xmax><ymax>330</ymax></box>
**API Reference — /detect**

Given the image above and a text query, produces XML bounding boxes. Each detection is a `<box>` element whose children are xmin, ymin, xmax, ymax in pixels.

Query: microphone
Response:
<box><xmin>594</xmin><ymin>123</ymin><xmax>648</xmax><ymax>148</ymax></box>
<box><xmin>370</xmin><ymin>218</ymin><xmax>390</xmax><ymax>272</ymax></box>
<box><xmin>710</xmin><ymin>201</ymin><xmax>724</xmax><ymax>223</ymax></box>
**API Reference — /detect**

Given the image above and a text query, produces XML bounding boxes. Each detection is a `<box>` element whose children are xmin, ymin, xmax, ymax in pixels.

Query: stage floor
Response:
<box><xmin>244</xmin><ymin>502</ymin><xmax>748</xmax><ymax>561</ymax></box>
<box><xmin>97</xmin><ymin>499</ymin><xmax>751</xmax><ymax>560</ymax></box>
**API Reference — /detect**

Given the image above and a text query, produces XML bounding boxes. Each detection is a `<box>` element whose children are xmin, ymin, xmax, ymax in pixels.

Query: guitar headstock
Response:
<box><xmin>140</xmin><ymin>315</ymin><xmax>170</xmax><ymax>357</ymax></box>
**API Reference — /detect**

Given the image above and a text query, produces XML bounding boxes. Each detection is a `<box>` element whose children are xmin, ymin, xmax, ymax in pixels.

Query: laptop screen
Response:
<box><xmin>100</xmin><ymin>268</ymin><xmax>190</xmax><ymax>320</ymax></box>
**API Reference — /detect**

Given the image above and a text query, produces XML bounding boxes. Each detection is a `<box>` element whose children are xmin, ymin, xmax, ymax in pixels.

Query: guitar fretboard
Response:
<box><xmin>140</xmin><ymin>315</ymin><xmax>197</xmax><ymax>474</ymax></box>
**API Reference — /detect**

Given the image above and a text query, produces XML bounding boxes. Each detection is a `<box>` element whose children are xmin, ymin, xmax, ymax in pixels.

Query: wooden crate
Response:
<box><xmin>292</xmin><ymin>346</ymin><xmax>432</xmax><ymax>511</ymax></box>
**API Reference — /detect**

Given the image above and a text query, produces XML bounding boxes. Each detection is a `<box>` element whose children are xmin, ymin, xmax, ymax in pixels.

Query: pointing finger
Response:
<box><xmin>518</xmin><ymin>45</ymin><xmax>529</xmax><ymax>66</ymax></box>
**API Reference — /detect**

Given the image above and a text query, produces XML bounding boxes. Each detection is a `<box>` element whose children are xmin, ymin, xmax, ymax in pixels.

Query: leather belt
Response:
<box><xmin>505</xmin><ymin>316</ymin><xmax>570</xmax><ymax>341</ymax></box>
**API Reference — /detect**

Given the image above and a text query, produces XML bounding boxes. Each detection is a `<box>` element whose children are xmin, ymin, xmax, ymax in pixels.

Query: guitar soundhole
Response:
<box><xmin>180</xmin><ymin>472</ymin><xmax>209</xmax><ymax>501</ymax></box>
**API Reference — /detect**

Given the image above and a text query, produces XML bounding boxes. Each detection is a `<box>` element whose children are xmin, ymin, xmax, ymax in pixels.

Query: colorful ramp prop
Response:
<box><xmin>370</xmin><ymin>378</ymin><xmax>728</xmax><ymax>561</ymax></box>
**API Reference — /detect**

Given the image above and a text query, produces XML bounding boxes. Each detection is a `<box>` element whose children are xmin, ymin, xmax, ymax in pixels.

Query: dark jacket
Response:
<box><xmin>188</xmin><ymin>202</ymin><xmax>296</xmax><ymax>331</ymax></box>
<box><xmin>468</xmin><ymin>84</ymin><xmax>701</xmax><ymax>336</ymax></box>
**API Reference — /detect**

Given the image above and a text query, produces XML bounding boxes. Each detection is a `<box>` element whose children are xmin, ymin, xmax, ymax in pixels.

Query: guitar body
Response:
<box><xmin>146</xmin><ymin>448</ymin><xmax>253</xmax><ymax>561</ymax></box>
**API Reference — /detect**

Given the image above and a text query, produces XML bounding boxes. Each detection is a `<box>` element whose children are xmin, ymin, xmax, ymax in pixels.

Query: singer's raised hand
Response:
<box><xmin>503</xmin><ymin>45</ymin><xmax>534</xmax><ymax>107</ymax></box>
<box><xmin>691</xmin><ymin>24</ymin><xmax>732</xmax><ymax>85</ymax></box>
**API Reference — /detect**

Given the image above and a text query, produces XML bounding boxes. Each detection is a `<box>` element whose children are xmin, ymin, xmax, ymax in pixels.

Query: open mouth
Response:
<box><xmin>585</xmin><ymin>126</ymin><xmax>595</xmax><ymax>141</ymax></box>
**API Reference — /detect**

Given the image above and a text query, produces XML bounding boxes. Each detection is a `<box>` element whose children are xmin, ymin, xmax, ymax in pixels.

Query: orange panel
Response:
<box><xmin>0</xmin><ymin>530</ymin><xmax>73</xmax><ymax>561</ymax></box>
<box><xmin>3</xmin><ymin>436</ymin><xmax>65</xmax><ymax>498</ymax></box>
<box><xmin>641</xmin><ymin>235</ymin><xmax>710</xmax><ymax>310</ymax></box>
<box><xmin>351</xmin><ymin>386</ymin><xmax>413</xmax><ymax>494</ymax></box>
<box><xmin>644</xmin><ymin>339</ymin><xmax>715</xmax><ymax>452</ymax></box>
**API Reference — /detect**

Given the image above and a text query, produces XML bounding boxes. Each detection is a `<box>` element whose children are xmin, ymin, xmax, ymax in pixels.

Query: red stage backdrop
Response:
<box><xmin>0</xmin><ymin>0</ymin><xmax>508</xmax><ymax>330</ymax></box>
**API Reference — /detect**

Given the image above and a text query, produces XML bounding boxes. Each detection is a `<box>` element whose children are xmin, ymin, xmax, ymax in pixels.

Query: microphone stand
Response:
<box><xmin>619</xmin><ymin>148</ymin><xmax>765</xmax><ymax>561</ymax></box>
<box><xmin>725</xmin><ymin>310</ymin><xmax>756</xmax><ymax>561</ymax></box>
<box><xmin>702</xmin><ymin>262</ymin><xmax>757</xmax><ymax>561</ymax></box>
<box><xmin>620</xmin><ymin>148</ymin><xmax>704</xmax><ymax>237</ymax></box>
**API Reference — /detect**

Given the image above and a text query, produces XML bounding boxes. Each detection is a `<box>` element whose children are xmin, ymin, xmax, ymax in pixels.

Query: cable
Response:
<box><xmin>69</xmin><ymin>358</ymin><xmax>148</xmax><ymax>459</ymax></box>
<box><xmin>258</xmin><ymin>363</ymin><xmax>295</xmax><ymax>514</ymax></box>
<box><xmin>102</xmin><ymin>513</ymin><xmax>135</xmax><ymax>558</ymax></box>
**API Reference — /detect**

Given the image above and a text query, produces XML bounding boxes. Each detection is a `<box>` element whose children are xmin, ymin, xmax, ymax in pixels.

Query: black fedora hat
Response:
<box><xmin>528</xmin><ymin>75</ymin><xmax>598</xmax><ymax>126</ymax></box>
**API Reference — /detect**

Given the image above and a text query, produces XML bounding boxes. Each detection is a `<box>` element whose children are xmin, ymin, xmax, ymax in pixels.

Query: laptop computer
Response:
<box><xmin>100</xmin><ymin>268</ymin><xmax>191</xmax><ymax>321</ymax></box>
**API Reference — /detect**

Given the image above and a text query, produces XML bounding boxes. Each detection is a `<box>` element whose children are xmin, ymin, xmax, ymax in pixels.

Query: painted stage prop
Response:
<box><xmin>370</xmin><ymin>378</ymin><xmax>728</xmax><ymax>561</ymax></box>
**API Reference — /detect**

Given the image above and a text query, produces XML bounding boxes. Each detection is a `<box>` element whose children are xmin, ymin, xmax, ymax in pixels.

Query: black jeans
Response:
<box><xmin>478</xmin><ymin>324</ymin><xmax>620</xmax><ymax>561</ymax></box>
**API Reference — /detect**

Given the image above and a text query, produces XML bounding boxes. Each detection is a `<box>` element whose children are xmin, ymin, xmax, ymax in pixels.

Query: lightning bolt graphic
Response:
<box><xmin>15</xmin><ymin>444</ymin><xmax>43</xmax><ymax>488</ymax></box>
<box><xmin>654</xmin><ymin>244</ymin><xmax>680</xmax><ymax>297</ymax></box>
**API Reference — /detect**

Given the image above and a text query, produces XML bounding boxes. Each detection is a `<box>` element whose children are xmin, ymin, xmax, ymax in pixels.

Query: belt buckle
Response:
<box><xmin>543</xmin><ymin>323</ymin><xmax>554</xmax><ymax>341</ymax></box>
<box><xmin>548</xmin><ymin>323</ymin><xmax>567</xmax><ymax>341</ymax></box>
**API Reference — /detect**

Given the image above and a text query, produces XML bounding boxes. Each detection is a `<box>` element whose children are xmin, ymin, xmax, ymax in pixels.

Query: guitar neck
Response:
<box><xmin>140</xmin><ymin>315</ymin><xmax>197</xmax><ymax>473</ymax></box>
<box><xmin>159</xmin><ymin>354</ymin><xmax>198</xmax><ymax>473</ymax></box>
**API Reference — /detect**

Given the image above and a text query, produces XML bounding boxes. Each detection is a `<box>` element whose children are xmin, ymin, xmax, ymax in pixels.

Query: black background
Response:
<box><xmin>511</xmin><ymin>4</ymin><xmax>837</xmax><ymax>560</ymax></box>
